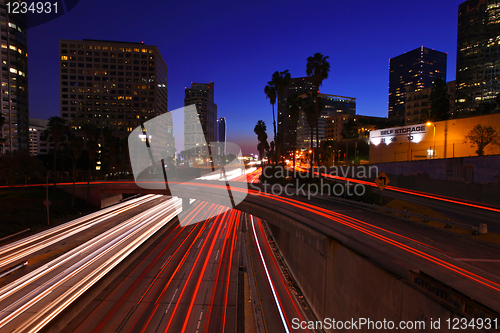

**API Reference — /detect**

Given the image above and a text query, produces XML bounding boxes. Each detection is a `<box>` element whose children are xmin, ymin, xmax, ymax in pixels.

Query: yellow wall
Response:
<box><xmin>369</xmin><ymin>113</ymin><xmax>500</xmax><ymax>163</ymax></box>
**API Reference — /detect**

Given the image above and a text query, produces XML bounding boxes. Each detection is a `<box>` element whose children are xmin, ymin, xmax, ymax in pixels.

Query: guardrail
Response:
<box><xmin>411</xmin><ymin>270</ymin><xmax>499</xmax><ymax>328</ymax></box>
<box><xmin>0</xmin><ymin>261</ymin><xmax>28</xmax><ymax>279</ymax></box>
<box><xmin>316</xmin><ymin>180</ymin><xmax>488</xmax><ymax>235</ymax></box>
<box><xmin>0</xmin><ymin>229</ymin><xmax>30</xmax><ymax>243</ymax></box>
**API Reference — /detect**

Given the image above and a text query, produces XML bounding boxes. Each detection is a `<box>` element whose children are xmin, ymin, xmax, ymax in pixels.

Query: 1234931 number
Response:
<box><xmin>6</xmin><ymin>2</ymin><xmax>58</xmax><ymax>14</ymax></box>
<box><xmin>446</xmin><ymin>317</ymin><xmax>498</xmax><ymax>330</ymax></box>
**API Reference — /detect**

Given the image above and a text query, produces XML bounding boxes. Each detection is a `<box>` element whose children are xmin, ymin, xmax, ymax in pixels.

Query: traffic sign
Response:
<box><xmin>43</xmin><ymin>199</ymin><xmax>51</xmax><ymax>207</ymax></box>
<box><xmin>374</xmin><ymin>171</ymin><xmax>390</xmax><ymax>191</ymax></box>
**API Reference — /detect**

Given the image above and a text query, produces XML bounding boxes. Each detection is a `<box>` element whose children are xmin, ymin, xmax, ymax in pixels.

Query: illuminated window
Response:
<box><xmin>61</xmin><ymin>55</ymin><xmax>68</xmax><ymax>60</ymax></box>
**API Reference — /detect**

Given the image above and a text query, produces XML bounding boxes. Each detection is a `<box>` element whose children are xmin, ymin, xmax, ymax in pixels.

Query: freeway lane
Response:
<box><xmin>246</xmin><ymin>214</ymin><xmax>315</xmax><ymax>333</ymax></box>
<box><xmin>0</xmin><ymin>197</ymin><xmax>182</xmax><ymax>332</ymax></box>
<box><xmin>0</xmin><ymin>194</ymin><xmax>167</xmax><ymax>273</ymax></box>
<box><xmin>175</xmin><ymin>181</ymin><xmax>500</xmax><ymax>312</ymax></box>
<box><xmin>63</xmin><ymin>203</ymin><xmax>315</xmax><ymax>333</ymax></box>
<box><xmin>306</xmin><ymin>166</ymin><xmax>500</xmax><ymax>230</ymax></box>
<box><xmin>64</xmin><ymin>203</ymin><xmax>240</xmax><ymax>333</ymax></box>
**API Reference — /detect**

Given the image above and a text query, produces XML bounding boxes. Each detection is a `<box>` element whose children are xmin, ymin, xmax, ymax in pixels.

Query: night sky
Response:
<box><xmin>27</xmin><ymin>0</ymin><xmax>462</xmax><ymax>154</ymax></box>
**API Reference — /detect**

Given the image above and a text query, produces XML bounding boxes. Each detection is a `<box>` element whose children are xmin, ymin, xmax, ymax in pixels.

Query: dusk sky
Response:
<box><xmin>27</xmin><ymin>0</ymin><xmax>463</xmax><ymax>154</ymax></box>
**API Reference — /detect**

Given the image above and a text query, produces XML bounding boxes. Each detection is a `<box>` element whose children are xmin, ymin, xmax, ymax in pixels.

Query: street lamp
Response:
<box><xmin>426</xmin><ymin>122</ymin><xmax>436</xmax><ymax>159</ymax></box>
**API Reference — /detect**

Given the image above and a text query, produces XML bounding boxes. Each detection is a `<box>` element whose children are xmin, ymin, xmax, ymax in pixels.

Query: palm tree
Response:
<box><xmin>306</xmin><ymin>52</ymin><xmax>330</xmax><ymax>93</ymax></box>
<box><xmin>42</xmin><ymin>116</ymin><xmax>67</xmax><ymax>184</ymax></box>
<box><xmin>286</xmin><ymin>92</ymin><xmax>301</xmax><ymax>169</ymax></box>
<box><xmin>254</xmin><ymin>120</ymin><xmax>269</xmax><ymax>167</ymax></box>
<box><xmin>271</xmin><ymin>70</ymin><xmax>291</xmax><ymax>162</ymax></box>
<box><xmin>300</xmin><ymin>92</ymin><xmax>323</xmax><ymax>177</ymax></box>
<box><xmin>264</xmin><ymin>84</ymin><xmax>277</xmax><ymax>164</ymax></box>
<box><xmin>306</xmin><ymin>53</ymin><xmax>330</xmax><ymax>164</ymax></box>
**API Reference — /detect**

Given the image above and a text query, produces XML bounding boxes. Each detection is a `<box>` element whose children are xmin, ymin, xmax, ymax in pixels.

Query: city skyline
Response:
<box><xmin>27</xmin><ymin>0</ymin><xmax>463</xmax><ymax>154</ymax></box>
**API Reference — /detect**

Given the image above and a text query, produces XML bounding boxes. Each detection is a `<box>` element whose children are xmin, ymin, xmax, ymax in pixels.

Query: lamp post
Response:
<box><xmin>426</xmin><ymin>122</ymin><xmax>436</xmax><ymax>159</ymax></box>
<box><xmin>407</xmin><ymin>129</ymin><xmax>412</xmax><ymax>161</ymax></box>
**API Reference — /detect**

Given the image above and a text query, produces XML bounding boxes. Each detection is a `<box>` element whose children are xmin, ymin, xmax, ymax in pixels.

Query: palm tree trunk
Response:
<box><xmin>310</xmin><ymin>126</ymin><xmax>314</xmax><ymax>179</ymax></box>
<box><xmin>72</xmin><ymin>159</ymin><xmax>76</xmax><ymax>207</ymax></box>
<box><xmin>316</xmin><ymin>125</ymin><xmax>320</xmax><ymax>169</ymax></box>
<box><xmin>53</xmin><ymin>147</ymin><xmax>57</xmax><ymax>188</ymax></box>
<box><xmin>271</xmin><ymin>103</ymin><xmax>277</xmax><ymax>165</ymax></box>
<box><xmin>345</xmin><ymin>137</ymin><xmax>349</xmax><ymax>166</ymax></box>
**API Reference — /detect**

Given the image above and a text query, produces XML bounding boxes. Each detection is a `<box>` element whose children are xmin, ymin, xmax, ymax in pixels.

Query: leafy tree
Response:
<box><xmin>320</xmin><ymin>139</ymin><xmax>337</xmax><ymax>167</ymax></box>
<box><xmin>341</xmin><ymin>118</ymin><xmax>359</xmax><ymax>165</ymax></box>
<box><xmin>41</xmin><ymin>116</ymin><xmax>67</xmax><ymax>178</ymax></box>
<box><xmin>0</xmin><ymin>153</ymin><xmax>46</xmax><ymax>185</ymax></box>
<box><xmin>474</xmin><ymin>101</ymin><xmax>495</xmax><ymax>116</ymax></box>
<box><xmin>427</xmin><ymin>77</ymin><xmax>450</xmax><ymax>121</ymax></box>
<box><xmin>464</xmin><ymin>124</ymin><xmax>498</xmax><ymax>156</ymax></box>
<box><xmin>341</xmin><ymin>118</ymin><xmax>358</xmax><ymax>140</ymax></box>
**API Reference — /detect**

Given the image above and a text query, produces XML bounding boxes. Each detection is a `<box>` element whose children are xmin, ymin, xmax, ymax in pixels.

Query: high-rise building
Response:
<box><xmin>405</xmin><ymin>81</ymin><xmax>456</xmax><ymax>125</ymax></box>
<box><xmin>29</xmin><ymin>119</ymin><xmax>53</xmax><ymax>156</ymax></box>
<box><xmin>183</xmin><ymin>82</ymin><xmax>217</xmax><ymax>156</ymax></box>
<box><xmin>59</xmin><ymin>39</ymin><xmax>168</xmax><ymax>137</ymax></box>
<box><xmin>456</xmin><ymin>0</ymin><xmax>500</xmax><ymax>117</ymax></box>
<box><xmin>388</xmin><ymin>47</ymin><xmax>447</xmax><ymax>124</ymax></box>
<box><xmin>325</xmin><ymin>114</ymin><xmax>388</xmax><ymax>142</ymax></box>
<box><xmin>277</xmin><ymin>77</ymin><xmax>316</xmax><ymax>156</ymax></box>
<box><xmin>296</xmin><ymin>94</ymin><xmax>356</xmax><ymax>150</ymax></box>
<box><xmin>217</xmin><ymin>117</ymin><xmax>226</xmax><ymax>155</ymax></box>
<box><xmin>0</xmin><ymin>4</ymin><xmax>28</xmax><ymax>154</ymax></box>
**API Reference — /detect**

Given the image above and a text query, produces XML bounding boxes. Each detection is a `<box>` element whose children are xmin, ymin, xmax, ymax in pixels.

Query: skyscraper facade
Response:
<box><xmin>277</xmin><ymin>77</ymin><xmax>316</xmax><ymax>156</ymax></box>
<box><xmin>0</xmin><ymin>4</ymin><xmax>28</xmax><ymax>154</ymax></box>
<box><xmin>183</xmin><ymin>82</ymin><xmax>217</xmax><ymax>156</ymax></box>
<box><xmin>296</xmin><ymin>94</ymin><xmax>356</xmax><ymax>150</ymax></box>
<box><xmin>456</xmin><ymin>0</ymin><xmax>500</xmax><ymax>117</ymax></box>
<box><xmin>59</xmin><ymin>39</ymin><xmax>168</xmax><ymax>137</ymax></box>
<box><xmin>388</xmin><ymin>47</ymin><xmax>447</xmax><ymax>124</ymax></box>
